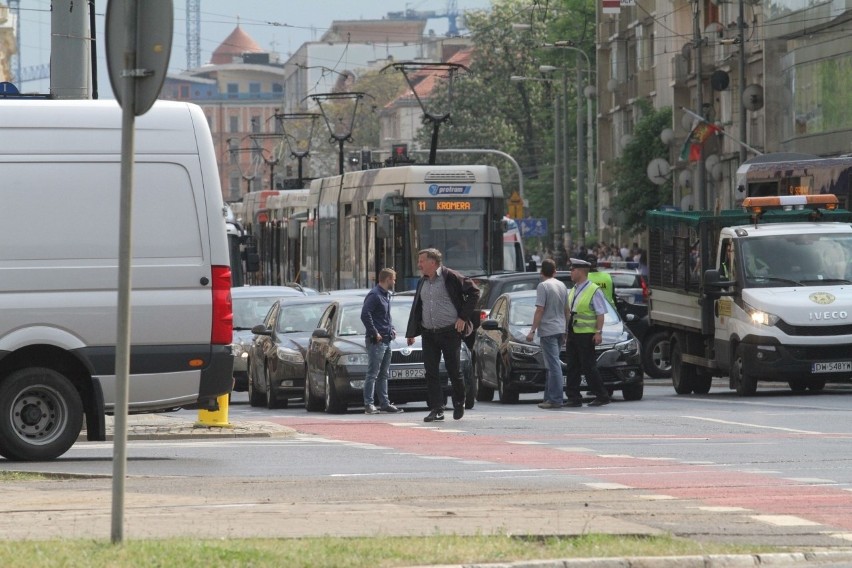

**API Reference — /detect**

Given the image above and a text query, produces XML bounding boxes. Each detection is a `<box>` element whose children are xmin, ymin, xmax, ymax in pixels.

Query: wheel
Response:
<box><xmin>247</xmin><ymin>359</ymin><xmax>264</xmax><ymax>407</ymax></box>
<box><xmin>732</xmin><ymin>344</ymin><xmax>757</xmax><ymax>396</ymax></box>
<box><xmin>692</xmin><ymin>374</ymin><xmax>712</xmax><ymax>394</ymax></box>
<box><xmin>641</xmin><ymin>331</ymin><xmax>672</xmax><ymax>379</ymax></box>
<box><xmin>789</xmin><ymin>380</ymin><xmax>807</xmax><ymax>392</ymax></box>
<box><xmin>304</xmin><ymin>370</ymin><xmax>323</xmax><ymax>412</ymax></box>
<box><xmin>474</xmin><ymin>355</ymin><xmax>494</xmax><ymax>402</ymax></box>
<box><xmin>0</xmin><ymin>367</ymin><xmax>84</xmax><ymax>461</ymax></box>
<box><xmin>670</xmin><ymin>338</ymin><xmax>697</xmax><ymax>395</ymax></box>
<box><xmin>323</xmin><ymin>366</ymin><xmax>346</xmax><ymax>414</ymax></box>
<box><xmin>496</xmin><ymin>360</ymin><xmax>519</xmax><ymax>404</ymax></box>
<box><xmin>621</xmin><ymin>382</ymin><xmax>644</xmax><ymax>401</ymax></box>
<box><xmin>808</xmin><ymin>380</ymin><xmax>826</xmax><ymax>392</ymax></box>
<box><xmin>264</xmin><ymin>366</ymin><xmax>287</xmax><ymax>409</ymax></box>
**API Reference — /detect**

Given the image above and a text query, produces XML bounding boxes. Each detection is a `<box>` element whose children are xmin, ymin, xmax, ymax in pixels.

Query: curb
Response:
<box><xmin>78</xmin><ymin>415</ymin><xmax>297</xmax><ymax>442</ymax></box>
<box><xmin>411</xmin><ymin>551</ymin><xmax>852</xmax><ymax>567</ymax></box>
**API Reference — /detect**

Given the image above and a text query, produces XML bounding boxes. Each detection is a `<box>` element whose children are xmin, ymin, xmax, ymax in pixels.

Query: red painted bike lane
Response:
<box><xmin>277</xmin><ymin>416</ymin><xmax>852</xmax><ymax>532</ymax></box>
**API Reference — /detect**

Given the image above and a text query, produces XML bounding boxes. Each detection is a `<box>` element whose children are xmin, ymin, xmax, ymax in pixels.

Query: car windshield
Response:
<box><xmin>508</xmin><ymin>295</ymin><xmax>621</xmax><ymax>327</ymax></box>
<box><xmin>277</xmin><ymin>304</ymin><xmax>327</xmax><ymax>334</ymax></box>
<box><xmin>335</xmin><ymin>297</ymin><xmax>414</xmax><ymax>337</ymax></box>
<box><xmin>233</xmin><ymin>296</ymin><xmax>279</xmax><ymax>329</ymax></box>
<box><xmin>610</xmin><ymin>273</ymin><xmax>641</xmax><ymax>287</ymax></box>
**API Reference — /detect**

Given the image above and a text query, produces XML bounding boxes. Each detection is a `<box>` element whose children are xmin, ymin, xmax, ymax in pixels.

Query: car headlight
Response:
<box><xmin>744</xmin><ymin>301</ymin><xmax>780</xmax><ymax>326</ymax></box>
<box><xmin>231</xmin><ymin>343</ymin><xmax>245</xmax><ymax>357</ymax></box>
<box><xmin>276</xmin><ymin>347</ymin><xmax>304</xmax><ymax>364</ymax></box>
<box><xmin>614</xmin><ymin>337</ymin><xmax>640</xmax><ymax>355</ymax></box>
<box><xmin>509</xmin><ymin>341</ymin><xmax>541</xmax><ymax>356</ymax></box>
<box><xmin>339</xmin><ymin>353</ymin><xmax>369</xmax><ymax>365</ymax></box>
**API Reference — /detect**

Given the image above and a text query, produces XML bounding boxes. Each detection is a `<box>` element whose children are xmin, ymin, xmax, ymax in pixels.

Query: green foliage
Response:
<box><xmin>610</xmin><ymin>102</ymin><xmax>673</xmax><ymax>234</ymax></box>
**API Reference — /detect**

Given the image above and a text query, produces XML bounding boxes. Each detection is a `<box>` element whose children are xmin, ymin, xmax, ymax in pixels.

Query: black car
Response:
<box><xmin>246</xmin><ymin>295</ymin><xmax>338</xmax><ymax>408</ymax></box>
<box><xmin>305</xmin><ymin>295</ymin><xmax>472</xmax><ymax>414</ymax></box>
<box><xmin>472</xmin><ymin>290</ymin><xmax>644</xmax><ymax>403</ymax></box>
<box><xmin>231</xmin><ymin>286</ymin><xmax>307</xmax><ymax>392</ymax></box>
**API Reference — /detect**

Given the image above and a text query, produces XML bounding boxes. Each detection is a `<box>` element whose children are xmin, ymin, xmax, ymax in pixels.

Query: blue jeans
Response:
<box><xmin>540</xmin><ymin>334</ymin><xmax>565</xmax><ymax>405</ymax></box>
<box><xmin>364</xmin><ymin>339</ymin><xmax>392</xmax><ymax>406</ymax></box>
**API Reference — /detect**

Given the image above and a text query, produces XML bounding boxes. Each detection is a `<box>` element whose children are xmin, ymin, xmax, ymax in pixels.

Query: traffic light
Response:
<box><xmin>348</xmin><ymin>151</ymin><xmax>360</xmax><ymax>167</ymax></box>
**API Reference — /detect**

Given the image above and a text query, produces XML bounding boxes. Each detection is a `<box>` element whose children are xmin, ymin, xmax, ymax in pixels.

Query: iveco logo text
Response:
<box><xmin>428</xmin><ymin>184</ymin><xmax>471</xmax><ymax>195</ymax></box>
<box><xmin>809</xmin><ymin>311</ymin><xmax>848</xmax><ymax>321</ymax></box>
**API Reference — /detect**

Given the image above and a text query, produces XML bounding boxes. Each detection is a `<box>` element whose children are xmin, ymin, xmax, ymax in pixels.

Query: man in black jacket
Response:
<box><xmin>406</xmin><ymin>248</ymin><xmax>480</xmax><ymax>422</ymax></box>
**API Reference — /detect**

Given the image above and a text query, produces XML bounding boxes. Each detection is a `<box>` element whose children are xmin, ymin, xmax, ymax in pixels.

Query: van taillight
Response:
<box><xmin>640</xmin><ymin>276</ymin><xmax>649</xmax><ymax>301</ymax></box>
<box><xmin>211</xmin><ymin>265</ymin><xmax>233</xmax><ymax>345</ymax></box>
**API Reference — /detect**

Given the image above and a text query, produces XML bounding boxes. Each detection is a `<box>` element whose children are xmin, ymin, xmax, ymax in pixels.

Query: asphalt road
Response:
<box><xmin>3</xmin><ymin>380</ymin><xmax>852</xmax><ymax>554</ymax></box>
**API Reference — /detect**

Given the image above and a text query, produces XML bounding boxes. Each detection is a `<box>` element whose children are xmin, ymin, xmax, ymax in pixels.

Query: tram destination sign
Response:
<box><xmin>416</xmin><ymin>199</ymin><xmax>485</xmax><ymax>213</ymax></box>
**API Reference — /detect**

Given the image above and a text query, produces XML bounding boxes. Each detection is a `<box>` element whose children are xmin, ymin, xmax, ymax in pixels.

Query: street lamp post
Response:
<box><xmin>543</xmin><ymin>42</ymin><xmax>595</xmax><ymax>247</ymax></box>
<box><xmin>511</xmin><ymin>73</ymin><xmax>566</xmax><ymax>254</ymax></box>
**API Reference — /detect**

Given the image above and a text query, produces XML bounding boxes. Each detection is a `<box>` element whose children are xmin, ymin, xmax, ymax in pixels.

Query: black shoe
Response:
<box><xmin>380</xmin><ymin>403</ymin><xmax>403</xmax><ymax>414</ymax></box>
<box><xmin>424</xmin><ymin>409</ymin><xmax>444</xmax><ymax>422</ymax></box>
<box><xmin>364</xmin><ymin>404</ymin><xmax>380</xmax><ymax>415</ymax></box>
<box><xmin>564</xmin><ymin>400</ymin><xmax>583</xmax><ymax>408</ymax></box>
<box><xmin>453</xmin><ymin>405</ymin><xmax>464</xmax><ymax>420</ymax></box>
<box><xmin>588</xmin><ymin>398</ymin><xmax>611</xmax><ymax>407</ymax></box>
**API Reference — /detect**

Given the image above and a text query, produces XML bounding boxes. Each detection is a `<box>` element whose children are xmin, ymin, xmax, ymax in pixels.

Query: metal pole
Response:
<box><xmin>111</xmin><ymin>0</ymin><xmax>138</xmax><ymax>544</ymax></box>
<box><xmin>561</xmin><ymin>73</ymin><xmax>571</xmax><ymax>252</ymax></box>
<box><xmin>586</xmin><ymin>86</ymin><xmax>595</xmax><ymax>235</ymax></box>
<box><xmin>737</xmin><ymin>0</ymin><xmax>747</xmax><ymax>165</ymax></box>
<box><xmin>575</xmin><ymin>59</ymin><xmax>585</xmax><ymax>248</ymax></box>
<box><xmin>553</xmin><ymin>91</ymin><xmax>563</xmax><ymax>254</ymax></box>
<box><xmin>693</xmin><ymin>0</ymin><xmax>706</xmax><ymax>211</ymax></box>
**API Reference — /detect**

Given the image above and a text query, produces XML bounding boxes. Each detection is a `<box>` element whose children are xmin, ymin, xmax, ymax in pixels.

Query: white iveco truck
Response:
<box><xmin>646</xmin><ymin>194</ymin><xmax>852</xmax><ymax>395</ymax></box>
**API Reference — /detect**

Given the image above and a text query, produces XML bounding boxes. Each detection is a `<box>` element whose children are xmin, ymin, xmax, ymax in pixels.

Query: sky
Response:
<box><xmin>15</xmin><ymin>0</ymin><xmax>494</xmax><ymax>97</ymax></box>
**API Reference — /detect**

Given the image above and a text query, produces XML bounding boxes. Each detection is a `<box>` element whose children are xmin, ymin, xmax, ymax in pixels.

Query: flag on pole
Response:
<box><xmin>602</xmin><ymin>0</ymin><xmax>621</xmax><ymax>13</ymax></box>
<box><xmin>680</xmin><ymin>120</ymin><xmax>721</xmax><ymax>162</ymax></box>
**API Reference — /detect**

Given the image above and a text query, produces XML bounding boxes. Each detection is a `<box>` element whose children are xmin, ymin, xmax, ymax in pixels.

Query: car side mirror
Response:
<box><xmin>251</xmin><ymin>324</ymin><xmax>272</xmax><ymax>336</ymax></box>
<box><xmin>312</xmin><ymin>328</ymin><xmax>330</xmax><ymax>339</ymax></box>
<box><xmin>481</xmin><ymin>319</ymin><xmax>500</xmax><ymax>331</ymax></box>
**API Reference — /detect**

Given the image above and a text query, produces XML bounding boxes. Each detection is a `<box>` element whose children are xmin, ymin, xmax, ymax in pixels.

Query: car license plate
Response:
<box><xmin>812</xmin><ymin>361</ymin><xmax>852</xmax><ymax>373</ymax></box>
<box><xmin>391</xmin><ymin>368</ymin><xmax>426</xmax><ymax>379</ymax></box>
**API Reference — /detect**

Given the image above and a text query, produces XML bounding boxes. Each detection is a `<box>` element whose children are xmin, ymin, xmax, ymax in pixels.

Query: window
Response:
<box><xmin>180</xmin><ymin>85</ymin><xmax>189</xmax><ymax>99</ymax></box>
<box><xmin>251</xmin><ymin>116</ymin><xmax>261</xmax><ymax>133</ymax></box>
<box><xmin>249</xmin><ymin>83</ymin><xmax>261</xmax><ymax>94</ymax></box>
<box><xmin>227</xmin><ymin>83</ymin><xmax>239</xmax><ymax>99</ymax></box>
<box><xmin>229</xmin><ymin>116</ymin><xmax>239</xmax><ymax>133</ymax></box>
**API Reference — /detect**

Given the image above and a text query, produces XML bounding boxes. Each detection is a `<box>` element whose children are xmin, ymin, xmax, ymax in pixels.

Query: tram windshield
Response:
<box><xmin>411</xmin><ymin>198</ymin><xmax>488</xmax><ymax>275</ymax></box>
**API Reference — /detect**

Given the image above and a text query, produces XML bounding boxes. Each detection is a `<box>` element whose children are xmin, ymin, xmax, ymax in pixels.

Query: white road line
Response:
<box><xmin>638</xmin><ymin>494</ymin><xmax>678</xmax><ymax>500</ymax></box>
<box><xmin>783</xmin><ymin>477</ymin><xmax>837</xmax><ymax>484</ymax></box>
<box><xmin>697</xmin><ymin>506</ymin><xmax>751</xmax><ymax>512</ymax></box>
<box><xmin>507</xmin><ymin>441</ymin><xmax>546</xmax><ymax>445</ymax></box>
<box><xmin>554</xmin><ymin>447</ymin><xmax>595</xmax><ymax>452</ymax></box>
<box><xmin>584</xmin><ymin>482</ymin><xmax>632</xmax><ymax>490</ymax></box>
<box><xmin>682</xmin><ymin>416</ymin><xmax>822</xmax><ymax>434</ymax></box>
<box><xmin>829</xmin><ymin>533</ymin><xmax>852</xmax><ymax>542</ymax></box>
<box><xmin>751</xmin><ymin>515</ymin><xmax>822</xmax><ymax>527</ymax></box>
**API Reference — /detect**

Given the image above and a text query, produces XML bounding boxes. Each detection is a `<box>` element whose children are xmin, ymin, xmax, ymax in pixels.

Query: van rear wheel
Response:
<box><xmin>0</xmin><ymin>368</ymin><xmax>84</xmax><ymax>461</ymax></box>
<box><xmin>670</xmin><ymin>338</ymin><xmax>697</xmax><ymax>395</ymax></box>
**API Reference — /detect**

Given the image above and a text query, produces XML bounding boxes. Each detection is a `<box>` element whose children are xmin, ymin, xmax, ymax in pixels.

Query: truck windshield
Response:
<box><xmin>740</xmin><ymin>234</ymin><xmax>852</xmax><ymax>286</ymax></box>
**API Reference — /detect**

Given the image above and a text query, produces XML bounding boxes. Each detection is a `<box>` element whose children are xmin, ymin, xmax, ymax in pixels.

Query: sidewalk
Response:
<box><xmin>80</xmin><ymin>412</ymin><xmax>297</xmax><ymax>442</ymax></box>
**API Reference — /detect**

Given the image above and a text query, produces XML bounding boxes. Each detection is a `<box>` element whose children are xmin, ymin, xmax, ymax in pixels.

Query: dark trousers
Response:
<box><xmin>422</xmin><ymin>328</ymin><xmax>465</xmax><ymax>411</ymax></box>
<box><xmin>564</xmin><ymin>332</ymin><xmax>609</xmax><ymax>402</ymax></box>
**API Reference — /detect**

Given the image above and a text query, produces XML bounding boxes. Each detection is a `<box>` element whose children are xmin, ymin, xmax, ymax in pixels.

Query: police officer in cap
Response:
<box><xmin>564</xmin><ymin>257</ymin><xmax>611</xmax><ymax>407</ymax></box>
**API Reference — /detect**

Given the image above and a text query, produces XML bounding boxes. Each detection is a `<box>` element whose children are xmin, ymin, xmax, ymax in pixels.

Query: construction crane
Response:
<box><xmin>186</xmin><ymin>0</ymin><xmax>200</xmax><ymax>69</ymax></box>
<box><xmin>387</xmin><ymin>0</ymin><xmax>461</xmax><ymax>36</ymax></box>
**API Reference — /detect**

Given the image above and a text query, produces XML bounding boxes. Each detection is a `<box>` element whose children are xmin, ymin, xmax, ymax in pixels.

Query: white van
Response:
<box><xmin>0</xmin><ymin>100</ymin><xmax>234</xmax><ymax>461</ymax></box>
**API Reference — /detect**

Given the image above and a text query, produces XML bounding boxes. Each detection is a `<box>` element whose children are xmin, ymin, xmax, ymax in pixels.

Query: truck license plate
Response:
<box><xmin>391</xmin><ymin>368</ymin><xmax>425</xmax><ymax>379</ymax></box>
<box><xmin>812</xmin><ymin>361</ymin><xmax>852</xmax><ymax>373</ymax></box>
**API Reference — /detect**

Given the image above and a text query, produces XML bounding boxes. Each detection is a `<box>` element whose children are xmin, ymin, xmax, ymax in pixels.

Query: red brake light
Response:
<box><xmin>211</xmin><ymin>266</ymin><xmax>233</xmax><ymax>345</ymax></box>
<box><xmin>640</xmin><ymin>275</ymin><xmax>649</xmax><ymax>300</ymax></box>
<box><xmin>479</xmin><ymin>310</ymin><xmax>488</xmax><ymax>321</ymax></box>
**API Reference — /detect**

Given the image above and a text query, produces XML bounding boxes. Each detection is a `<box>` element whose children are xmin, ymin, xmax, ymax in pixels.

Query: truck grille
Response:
<box><xmin>776</xmin><ymin>321</ymin><xmax>852</xmax><ymax>336</ymax></box>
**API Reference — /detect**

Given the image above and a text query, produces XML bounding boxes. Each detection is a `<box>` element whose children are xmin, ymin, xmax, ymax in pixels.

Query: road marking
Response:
<box><xmin>638</xmin><ymin>494</ymin><xmax>678</xmax><ymax>500</ymax></box>
<box><xmin>752</xmin><ymin>515</ymin><xmax>822</xmax><ymax>527</ymax></box>
<box><xmin>682</xmin><ymin>416</ymin><xmax>822</xmax><ymax>434</ymax></box>
<box><xmin>783</xmin><ymin>477</ymin><xmax>837</xmax><ymax>484</ymax></box>
<box><xmin>829</xmin><ymin>533</ymin><xmax>852</xmax><ymax>542</ymax></box>
<box><xmin>697</xmin><ymin>506</ymin><xmax>751</xmax><ymax>512</ymax></box>
<box><xmin>597</xmin><ymin>454</ymin><xmax>635</xmax><ymax>458</ymax></box>
<box><xmin>554</xmin><ymin>447</ymin><xmax>595</xmax><ymax>453</ymax></box>
<box><xmin>584</xmin><ymin>482</ymin><xmax>632</xmax><ymax>490</ymax></box>
<box><xmin>507</xmin><ymin>441</ymin><xmax>545</xmax><ymax>445</ymax></box>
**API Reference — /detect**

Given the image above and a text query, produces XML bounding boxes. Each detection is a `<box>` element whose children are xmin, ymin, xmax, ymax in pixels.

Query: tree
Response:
<box><xmin>609</xmin><ymin>102</ymin><xmax>673</xmax><ymax>234</ymax></box>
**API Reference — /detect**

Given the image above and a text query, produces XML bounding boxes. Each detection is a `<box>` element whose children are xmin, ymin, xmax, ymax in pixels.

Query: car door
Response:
<box><xmin>249</xmin><ymin>301</ymin><xmax>277</xmax><ymax>392</ymax></box>
<box><xmin>263</xmin><ymin>302</ymin><xmax>282</xmax><ymax>387</ymax></box>
<box><xmin>308</xmin><ymin>303</ymin><xmax>336</xmax><ymax>390</ymax></box>
<box><xmin>480</xmin><ymin>296</ymin><xmax>509</xmax><ymax>387</ymax></box>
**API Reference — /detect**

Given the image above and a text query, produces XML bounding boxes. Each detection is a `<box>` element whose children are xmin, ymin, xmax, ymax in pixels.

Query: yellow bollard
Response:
<box><xmin>195</xmin><ymin>393</ymin><xmax>234</xmax><ymax>428</ymax></box>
